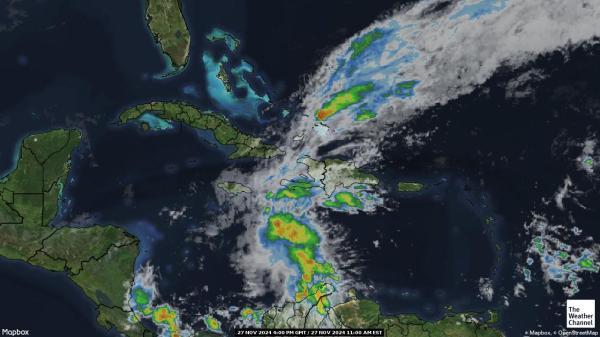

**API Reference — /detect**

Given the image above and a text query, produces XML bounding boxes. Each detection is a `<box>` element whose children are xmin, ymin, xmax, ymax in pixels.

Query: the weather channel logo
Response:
<box><xmin>567</xmin><ymin>300</ymin><xmax>596</xmax><ymax>328</ymax></box>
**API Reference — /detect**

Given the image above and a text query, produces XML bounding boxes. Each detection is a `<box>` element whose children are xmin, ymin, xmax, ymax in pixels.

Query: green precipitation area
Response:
<box><xmin>316</xmin><ymin>83</ymin><xmax>375</xmax><ymax>121</ymax></box>
<box><xmin>323</xmin><ymin>191</ymin><xmax>363</xmax><ymax>209</ymax></box>
<box><xmin>265</xmin><ymin>212</ymin><xmax>337</xmax><ymax>315</ymax></box>
<box><xmin>145</xmin><ymin>0</ymin><xmax>190</xmax><ymax>69</ymax></box>
<box><xmin>0</xmin><ymin>129</ymin><xmax>154</xmax><ymax>337</ymax></box>
<box><xmin>350</xmin><ymin>29</ymin><xmax>384</xmax><ymax>60</ymax></box>
<box><xmin>271</xmin><ymin>180</ymin><xmax>314</xmax><ymax>200</ymax></box>
<box><xmin>355</xmin><ymin>109</ymin><xmax>376</xmax><ymax>122</ymax></box>
<box><xmin>119</xmin><ymin>101</ymin><xmax>283</xmax><ymax>160</ymax></box>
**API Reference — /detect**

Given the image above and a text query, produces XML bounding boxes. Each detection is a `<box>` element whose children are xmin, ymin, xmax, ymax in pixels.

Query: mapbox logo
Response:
<box><xmin>1</xmin><ymin>330</ymin><xmax>29</xmax><ymax>336</ymax></box>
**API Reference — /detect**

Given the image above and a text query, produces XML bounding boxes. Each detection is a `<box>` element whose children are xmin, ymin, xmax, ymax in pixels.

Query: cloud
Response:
<box><xmin>217</xmin><ymin>0</ymin><xmax>600</xmax><ymax>304</ymax></box>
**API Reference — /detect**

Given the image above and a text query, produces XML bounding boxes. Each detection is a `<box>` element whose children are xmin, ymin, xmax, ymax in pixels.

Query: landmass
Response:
<box><xmin>397</xmin><ymin>182</ymin><xmax>424</xmax><ymax>192</ymax></box>
<box><xmin>298</xmin><ymin>156</ymin><xmax>379</xmax><ymax>195</ymax></box>
<box><xmin>0</xmin><ymin>129</ymin><xmax>152</xmax><ymax>337</ymax></box>
<box><xmin>206</xmin><ymin>28</ymin><xmax>240</xmax><ymax>51</ymax></box>
<box><xmin>145</xmin><ymin>0</ymin><xmax>190</xmax><ymax>69</ymax></box>
<box><xmin>333</xmin><ymin>298</ymin><xmax>503</xmax><ymax>337</ymax></box>
<box><xmin>217</xmin><ymin>64</ymin><xmax>232</xmax><ymax>92</ymax></box>
<box><xmin>119</xmin><ymin>101</ymin><xmax>284</xmax><ymax>159</ymax></box>
<box><xmin>261</xmin><ymin>294</ymin><xmax>502</xmax><ymax>337</ymax></box>
<box><xmin>216</xmin><ymin>181</ymin><xmax>252</xmax><ymax>195</ymax></box>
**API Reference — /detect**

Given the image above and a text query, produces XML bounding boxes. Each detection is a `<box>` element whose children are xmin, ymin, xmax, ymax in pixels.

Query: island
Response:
<box><xmin>119</xmin><ymin>101</ymin><xmax>284</xmax><ymax>159</ymax></box>
<box><xmin>216</xmin><ymin>181</ymin><xmax>252</xmax><ymax>195</ymax></box>
<box><xmin>397</xmin><ymin>182</ymin><xmax>424</xmax><ymax>192</ymax></box>
<box><xmin>145</xmin><ymin>0</ymin><xmax>190</xmax><ymax>70</ymax></box>
<box><xmin>217</xmin><ymin>64</ymin><xmax>232</xmax><ymax>92</ymax></box>
<box><xmin>0</xmin><ymin>129</ymin><xmax>153</xmax><ymax>337</ymax></box>
<box><xmin>298</xmin><ymin>156</ymin><xmax>379</xmax><ymax>195</ymax></box>
<box><xmin>206</xmin><ymin>28</ymin><xmax>240</xmax><ymax>52</ymax></box>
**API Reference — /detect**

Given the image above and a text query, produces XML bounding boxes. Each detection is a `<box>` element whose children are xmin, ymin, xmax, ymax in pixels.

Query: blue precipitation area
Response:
<box><xmin>387</xmin><ymin>80</ymin><xmax>420</xmax><ymax>99</ymax></box>
<box><xmin>450</xmin><ymin>0</ymin><xmax>508</xmax><ymax>20</ymax></box>
<box><xmin>203</xmin><ymin>52</ymin><xmax>270</xmax><ymax>120</ymax></box>
<box><xmin>319</xmin><ymin>26</ymin><xmax>421</xmax><ymax>122</ymax></box>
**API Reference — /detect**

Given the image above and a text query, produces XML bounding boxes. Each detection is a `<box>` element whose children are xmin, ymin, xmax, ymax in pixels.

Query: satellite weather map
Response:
<box><xmin>1</xmin><ymin>0</ymin><xmax>600</xmax><ymax>336</ymax></box>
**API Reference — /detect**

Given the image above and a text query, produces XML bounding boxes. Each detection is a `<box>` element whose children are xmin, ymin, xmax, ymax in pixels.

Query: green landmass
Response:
<box><xmin>298</xmin><ymin>157</ymin><xmax>378</xmax><ymax>196</ymax></box>
<box><xmin>71</xmin><ymin>243</ymin><xmax>139</xmax><ymax>307</ymax></box>
<box><xmin>217</xmin><ymin>181</ymin><xmax>252</xmax><ymax>195</ymax></box>
<box><xmin>394</xmin><ymin>80</ymin><xmax>419</xmax><ymax>98</ymax></box>
<box><xmin>34</xmin><ymin>226</ymin><xmax>137</xmax><ymax>274</ymax></box>
<box><xmin>119</xmin><ymin>101</ymin><xmax>283</xmax><ymax>159</ymax></box>
<box><xmin>0</xmin><ymin>129</ymin><xmax>152</xmax><ymax>337</ymax></box>
<box><xmin>98</xmin><ymin>305</ymin><xmax>154</xmax><ymax>337</ymax></box>
<box><xmin>206</xmin><ymin>28</ymin><xmax>240</xmax><ymax>51</ymax></box>
<box><xmin>217</xmin><ymin>64</ymin><xmax>232</xmax><ymax>92</ymax></box>
<box><xmin>145</xmin><ymin>0</ymin><xmax>190</xmax><ymax>69</ymax></box>
<box><xmin>333</xmin><ymin>299</ymin><xmax>503</xmax><ymax>337</ymax></box>
<box><xmin>262</xmin><ymin>296</ymin><xmax>503</xmax><ymax>336</ymax></box>
<box><xmin>487</xmin><ymin>310</ymin><xmax>499</xmax><ymax>324</ymax></box>
<box><xmin>397</xmin><ymin>182</ymin><xmax>424</xmax><ymax>192</ymax></box>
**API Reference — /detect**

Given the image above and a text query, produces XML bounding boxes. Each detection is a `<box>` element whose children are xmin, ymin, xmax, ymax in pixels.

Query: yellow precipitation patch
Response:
<box><xmin>266</xmin><ymin>213</ymin><xmax>319</xmax><ymax>246</ymax></box>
